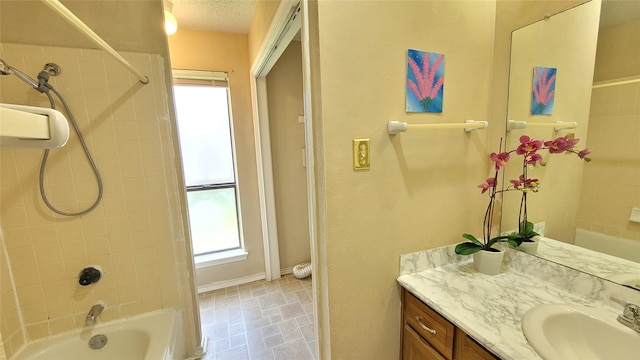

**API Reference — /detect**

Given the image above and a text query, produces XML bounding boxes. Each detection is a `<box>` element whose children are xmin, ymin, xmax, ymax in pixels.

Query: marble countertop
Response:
<box><xmin>397</xmin><ymin>245</ymin><xmax>640</xmax><ymax>360</ymax></box>
<box><xmin>535</xmin><ymin>237</ymin><xmax>640</xmax><ymax>279</ymax></box>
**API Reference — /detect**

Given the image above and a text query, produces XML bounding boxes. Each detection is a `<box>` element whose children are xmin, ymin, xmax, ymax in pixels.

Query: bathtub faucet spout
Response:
<box><xmin>85</xmin><ymin>303</ymin><xmax>104</xmax><ymax>326</ymax></box>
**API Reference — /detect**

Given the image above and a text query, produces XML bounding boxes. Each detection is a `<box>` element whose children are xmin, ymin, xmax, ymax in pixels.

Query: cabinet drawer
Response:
<box><xmin>404</xmin><ymin>290</ymin><xmax>455</xmax><ymax>360</ymax></box>
<box><xmin>404</xmin><ymin>324</ymin><xmax>446</xmax><ymax>360</ymax></box>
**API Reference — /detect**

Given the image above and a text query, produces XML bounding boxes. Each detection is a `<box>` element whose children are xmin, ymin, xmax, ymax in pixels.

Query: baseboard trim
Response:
<box><xmin>197</xmin><ymin>272</ymin><xmax>266</xmax><ymax>293</ymax></box>
<box><xmin>197</xmin><ymin>267</ymin><xmax>302</xmax><ymax>293</ymax></box>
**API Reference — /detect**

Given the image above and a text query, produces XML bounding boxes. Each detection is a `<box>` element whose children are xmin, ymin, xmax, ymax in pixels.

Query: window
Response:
<box><xmin>172</xmin><ymin>70</ymin><xmax>242</xmax><ymax>257</ymax></box>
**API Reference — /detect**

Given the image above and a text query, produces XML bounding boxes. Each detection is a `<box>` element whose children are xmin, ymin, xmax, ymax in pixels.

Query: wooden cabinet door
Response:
<box><xmin>403</xmin><ymin>324</ymin><xmax>446</xmax><ymax>360</ymax></box>
<box><xmin>453</xmin><ymin>328</ymin><xmax>498</xmax><ymax>360</ymax></box>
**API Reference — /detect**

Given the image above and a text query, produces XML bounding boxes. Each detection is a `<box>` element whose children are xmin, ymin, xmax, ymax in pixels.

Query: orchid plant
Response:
<box><xmin>506</xmin><ymin>134</ymin><xmax>591</xmax><ymax>245</ymax></box>
<box><xmin>455</xmin><ymin>134</ymin><xmax>591</xmax><ymax>255</ymax></box>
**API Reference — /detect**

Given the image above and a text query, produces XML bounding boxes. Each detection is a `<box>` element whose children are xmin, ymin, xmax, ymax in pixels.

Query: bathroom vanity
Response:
<box><xmin>402</xmin><ymin>288</ymin><xmax>496</xmax><ymax>360</ymax></box>
<box><xmin>398</xmin><ymin>245</ymin><xmax>640</xmax><ymax>360</ymax></box>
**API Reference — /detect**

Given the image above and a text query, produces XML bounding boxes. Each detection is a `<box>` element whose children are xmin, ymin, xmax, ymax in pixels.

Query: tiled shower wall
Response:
<box><xmin>577</xmin><ymin>81</ymin><xmax>640</xmax><ymax>241</ymax></box>
<box><xmin>1</xmin><ymin>234</ymin><xmax>20</xmax><ymax>359</ymax></box>
<box><xmin>0</xmin><ymin>43</ymin><xmax>196</xmax><ymax>357</ymax></box>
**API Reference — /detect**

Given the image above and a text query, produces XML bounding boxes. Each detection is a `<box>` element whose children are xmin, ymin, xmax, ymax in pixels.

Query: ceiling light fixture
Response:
<box><xmin>164</xmin><ymin>0</ymin><xmax>178</xmax><ymax>35</ymax></box>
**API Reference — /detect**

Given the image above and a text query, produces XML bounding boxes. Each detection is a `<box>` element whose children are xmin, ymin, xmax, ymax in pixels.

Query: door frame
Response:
<box><xmin>250</xmin><ymin>0</ymin><xmax>302</xmax><ymax>281</ymax></box>
<box><xmin>250</xmin><ymin>1</ymin><xmax>323</xmax><ymax>357</ymax></box>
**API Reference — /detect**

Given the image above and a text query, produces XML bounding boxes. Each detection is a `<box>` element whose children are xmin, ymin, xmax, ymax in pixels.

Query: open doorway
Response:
<box><xmin>170</xmin><ymin>1</ymin><xmax>319</xmax><ymax>358</ymax></box>
<box><xmin>264</xmin><ymin>38</ymin><xmax>310</xmax><ymax>278</ymax></box>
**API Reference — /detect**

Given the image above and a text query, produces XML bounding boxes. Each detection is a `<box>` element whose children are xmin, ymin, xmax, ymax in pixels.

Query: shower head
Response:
<box><xmin>0</xmin><ymin>59</ymin><xmax>14</xmax><ymax>76</ymax></box>
<box><xmin>0</xmin><ymin>59</ymin><xmax>40</xmax><ymax>89</ymax></box>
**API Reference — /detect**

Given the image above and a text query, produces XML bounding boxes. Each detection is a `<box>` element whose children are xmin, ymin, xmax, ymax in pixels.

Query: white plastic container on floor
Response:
<box><xmin>293</xmin><ymin>263</ymin><xmax>312</xmax><ymax>279</ymax></box>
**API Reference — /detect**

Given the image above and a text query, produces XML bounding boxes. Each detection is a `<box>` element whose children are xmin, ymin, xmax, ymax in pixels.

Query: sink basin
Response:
<box><xmin>606</xmin><ymin>273</ymin><xmax>640</xmax><ymax>289</ymax></box>
<box><xmin>522</xmin><ymin>303</ymin><xmax>639</xmax><ymax>360</ymax></box>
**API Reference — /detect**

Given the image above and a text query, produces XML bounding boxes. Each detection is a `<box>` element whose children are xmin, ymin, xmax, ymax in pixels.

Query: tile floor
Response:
<box><xmin>199</xmin><ymin>274</ymin><xmax>316</xmax><ymax>360</ymax></box>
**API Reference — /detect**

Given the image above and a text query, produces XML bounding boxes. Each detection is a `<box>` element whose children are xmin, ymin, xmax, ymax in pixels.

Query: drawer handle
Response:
<box><xmin>415</xmin><ymin>316</ymin><xmax>437</xmax><ymax>334</ymax></box>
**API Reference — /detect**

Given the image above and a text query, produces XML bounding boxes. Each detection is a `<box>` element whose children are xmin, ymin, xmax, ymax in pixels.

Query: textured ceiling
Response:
<box><xmin>171</xmin><ymin>0</ymin><xmax>257</xmax><ymax>34</ymax></box>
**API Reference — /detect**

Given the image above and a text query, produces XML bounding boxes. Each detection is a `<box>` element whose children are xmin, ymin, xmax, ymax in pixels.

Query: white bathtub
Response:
<box><xmin>575</xmin><ymin>228</ymin><xmax>640</xmax><ymax>262</ymax></box>
<box><xmin>10</xmin><ymin>309</ymin><xmax>183</xmax><ymax>360</ymax></box>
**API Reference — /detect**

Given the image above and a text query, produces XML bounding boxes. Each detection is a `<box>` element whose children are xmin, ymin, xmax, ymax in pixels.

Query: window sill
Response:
<box><xmin>194</xmin><ymin>249</ymin><xmax>248</xmax><ymax>269</ymax></box>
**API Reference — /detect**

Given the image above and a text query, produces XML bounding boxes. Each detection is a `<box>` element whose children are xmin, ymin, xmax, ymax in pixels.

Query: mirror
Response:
<box><xmin>504</xmin><ymin>0</ymin><xmax>640</xmax><ymax>289</ymax></box>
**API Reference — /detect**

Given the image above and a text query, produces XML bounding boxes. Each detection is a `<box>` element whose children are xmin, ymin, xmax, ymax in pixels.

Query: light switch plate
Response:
<box><xmin>353</xmin><ymin>139</ymin><xmax>370</xmax><ymax>171</ymax></box>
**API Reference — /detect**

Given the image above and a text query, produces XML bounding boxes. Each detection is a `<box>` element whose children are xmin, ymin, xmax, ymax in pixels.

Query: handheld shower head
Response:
<box><xmin>0</xmin><ymin>59</ymin><xmax>40</xmax><ymax>89</ymax></box>
<box><xmin>0</xmin><ymin>59</ymin><xmax>13</xmax><ymax>75</ymax></box>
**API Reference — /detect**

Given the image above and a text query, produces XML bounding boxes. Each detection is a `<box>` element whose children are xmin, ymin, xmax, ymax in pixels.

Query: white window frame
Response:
<box><xmin>172</xmin><ymin>69</ymin><xmax>247</xmax><ymax>267</ymax></box>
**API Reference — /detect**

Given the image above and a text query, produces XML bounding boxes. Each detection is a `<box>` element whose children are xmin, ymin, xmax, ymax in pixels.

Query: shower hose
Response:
<box><xmin>39</xmin><ymin>77</ymin><xmax>103</xmax><ymax>216</ymax></box>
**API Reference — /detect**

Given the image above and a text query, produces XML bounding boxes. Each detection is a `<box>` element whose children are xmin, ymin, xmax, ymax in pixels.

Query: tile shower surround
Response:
<box><xmin>0</xmin><ymin>42</ymin><xmax>196</xmax><ymax>357</ymax></box>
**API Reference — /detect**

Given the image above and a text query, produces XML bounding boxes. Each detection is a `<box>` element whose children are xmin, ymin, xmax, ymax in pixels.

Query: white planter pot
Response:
<box><xmin>518</xmin><ymin>236</ymin><xmax>540</xmax><ymax>254</ymax></box>
<box><xmin>473</xmin><ymin>247</ymin><xmax>505</xmax><ymax>275</ymax></box>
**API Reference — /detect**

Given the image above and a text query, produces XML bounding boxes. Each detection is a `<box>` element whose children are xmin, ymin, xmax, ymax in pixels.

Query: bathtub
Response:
<box><xmin>575</xmin><ymin>228</ymin><xmax>640</xmax><ymax>262</ymax></box>
<box><xmin>10</xmin><ymin>309</ymin><xmax>183</xmax><ymax>360</ymax></box>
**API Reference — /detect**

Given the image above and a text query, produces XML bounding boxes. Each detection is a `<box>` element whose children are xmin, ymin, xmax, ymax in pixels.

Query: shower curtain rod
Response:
<box><xmin>592</xmin><ymin>76</ymin><xmax>640</xmax><ymax>89</ymax></box>
<box><xmin>40</xmin><ymin>0</ymin><xmax>150</xmax><ymax>84</ymax></box>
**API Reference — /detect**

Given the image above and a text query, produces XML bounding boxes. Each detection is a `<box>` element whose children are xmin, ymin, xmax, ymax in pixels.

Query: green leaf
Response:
<box><xmin>508</xmin><ymin>238</ymin><xmax>522</xmax><ymax>247</ymax></box>
<box><xmin>455</xmin><ymin>242</ymin><xmax>483</xmax><ymax>255</ymax></box>
<box><xmin>486</xmin><ymin>235</ymin><xmax>509</xmax><ymax>249</ymax></box>
<box><xmin>462</xmin><ymin>233</ymin><xmax>482</xmax><ymax>245</ymax></box>
<box><xmin>517</xmin><ymin>221</ymin><xmax>539</xmax><ymax>240</ymax></box>
<box><xmin>524</xmin><ymin>221</ymin><xmax>534</xmax><ymax>232</ymax></box>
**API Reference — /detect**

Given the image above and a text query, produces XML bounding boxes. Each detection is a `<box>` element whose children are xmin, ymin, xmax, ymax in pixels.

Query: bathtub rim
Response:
<box><xmin>9</xmin><ymin>307</ymin><xmax>181</xmax><ymax>360</ymax></box>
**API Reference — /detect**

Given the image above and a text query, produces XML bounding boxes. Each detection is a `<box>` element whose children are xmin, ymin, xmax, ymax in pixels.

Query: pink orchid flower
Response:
<box><xmin>490</xmin><ymin>152</ymin><xmax>510</xmax><ymax>170</ymax></box>
<box><xmin>510</xmin><ymin>175</ymin><xmax>539</xmax><ymax>190</ymax></box>
<box><xmin>524</xmin><ymin>152</ymin><xmax>542</xmax><ymax>165</ymax></box>
<box><xmin>516</xmin><ymin>135</ymin><xmax>542</xmax><ymax>155</ymax></box>
<box><xmin>578</xmin><ymin>148</ymin><xmax>591</xmax><ymax>159</ymax></box>
<box><xmin>544</xmin><ymin>135</ymin><xmax>580</xmax><ymax>153</ymax></box>
<box><xmin>478</xmin><ymin>177</ymin><xmax>495</xmax><ymax>194</ymax></box>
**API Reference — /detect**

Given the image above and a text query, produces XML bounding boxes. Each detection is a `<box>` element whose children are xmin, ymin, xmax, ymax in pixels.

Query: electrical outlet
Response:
<box><xmin>353</xmin><ymin>139</ymin><xmax>370</xmax><ymax>171</ymax></box>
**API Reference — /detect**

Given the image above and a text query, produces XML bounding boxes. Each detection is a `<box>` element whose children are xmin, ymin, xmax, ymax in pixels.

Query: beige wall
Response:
<box><xmin>302</xmin><ymin>0</ymin><xmax>596</xmax><ymax>358</ymax></box>
<box><xmin>308</xmin><ymin>1</ymin><xmax>498</xmax><ymax>358</ymax></box>
<box><xmin>594</xmin><ymin>16</ymin><xmax>640</xmax><ymax>82</ymax></box>
<box><xmin>266</xmin><ymin>41</ymin><xmax>311</xmax><ymax>271</ymax></box>
<box><xmin>167</xmin><ymin>29</ymin><xmax>267</xmax><ymax>287</ymax></box>
<box><xmin>0</xmin><ymin>43</ymin><xmax>197</xmax><ymax>358</ymax></box>
<box><xmin>248</xmin><ymin>0</ymin><xmax>283</xmax><ymax>66</ymax></box>
<box><xmin>577</xmin><ymin>15</ymin><xmax>640</xmax><ymax>243</ymax></box>
<box><xmin>501</xmin><ymin>0</ymin><xmax>601</xmax><ymax>243</ymax></box>
<box><xmin>0</xmin><ymin>0</ymin><xmax>167</xmax><ymax>54</ymax></box>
